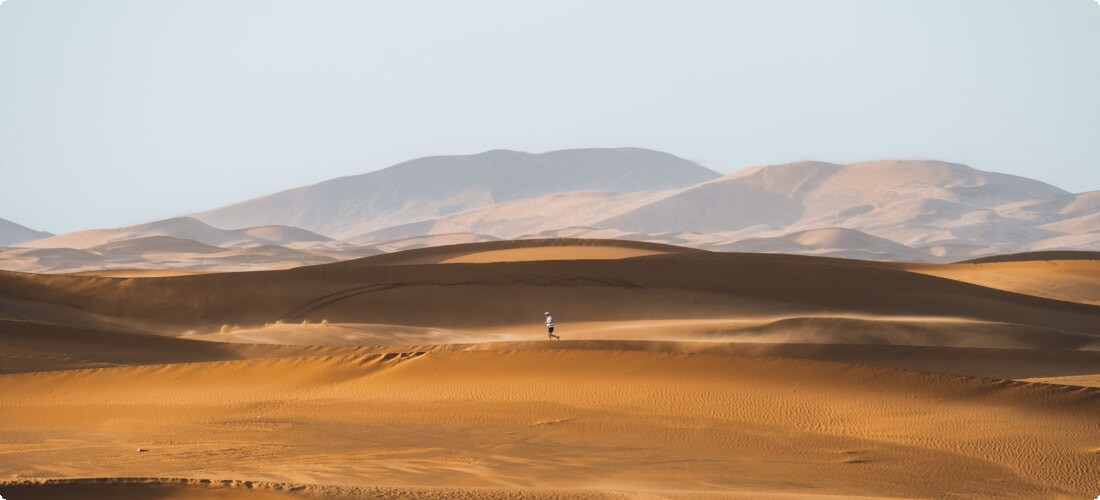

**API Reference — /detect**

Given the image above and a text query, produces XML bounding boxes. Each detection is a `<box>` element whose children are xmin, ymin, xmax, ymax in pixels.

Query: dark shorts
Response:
<box><xmin>548</xmin><ymin>326</ymin><xmax>554</xmax><ymax>334</ymax></box>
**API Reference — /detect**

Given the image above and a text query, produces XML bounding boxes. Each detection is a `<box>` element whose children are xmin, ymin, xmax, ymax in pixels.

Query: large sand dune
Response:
<box><xmin>2</xmin><ymin>239</ymin><xmax>1100</xmax><ymax>499</ymax></box>
<box><xmin>904</xmin><ymin>258</ymin><xmax>1100</xmax><ymax>306</ymax></box>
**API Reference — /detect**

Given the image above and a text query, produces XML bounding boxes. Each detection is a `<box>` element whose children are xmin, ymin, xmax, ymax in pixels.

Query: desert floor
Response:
<box><xmin>1</xmin><ymin>239</ymin><xmax>1099</xmax><ymax>499</ymax></box>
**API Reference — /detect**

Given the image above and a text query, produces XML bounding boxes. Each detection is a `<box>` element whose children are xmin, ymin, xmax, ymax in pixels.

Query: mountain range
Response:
<box><xmin>2</xmin><ymin>148</ymin><xmax>1097</xmax><ymax>273</ymax></box>
<box><xmin>195</xmin><ymin>147</ymin><xmax>720</xmax><ymax>239</ymax></box>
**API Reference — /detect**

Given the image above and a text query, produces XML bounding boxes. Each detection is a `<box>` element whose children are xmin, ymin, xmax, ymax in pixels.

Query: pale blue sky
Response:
<box><xmin>1</xmin><ymin>0</ymin><xmax>1098</xmax><ymax>233</ymax></box>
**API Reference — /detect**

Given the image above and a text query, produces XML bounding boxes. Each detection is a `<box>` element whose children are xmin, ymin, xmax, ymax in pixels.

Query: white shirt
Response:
<box><xmin>545</xmin><ymin>315</ymin><xmax>554</xmax><ymax>327</ymax></box>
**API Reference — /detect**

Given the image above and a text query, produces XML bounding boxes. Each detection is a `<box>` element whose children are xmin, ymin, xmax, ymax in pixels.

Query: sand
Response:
<box><xmin>437</xmin><ymin>245</ymin><xmax>667</xmax><ymax>263</ymax></box>
<box><xmin>4</xmin><ymin>349</ymin><xmax>1100</xmax><ymax>499</ymax></box>
<box><xmin>2</xmin><ymin>239</ymin><xmax>1099</xmax><ymax>499</ymax></box>
<box><xmin>66</xmin><ymin>269</ymin><xmax>207</xmax><ymax>278</ymax></box>
<box><xmin>904</xmin><ymin>258</ymin><xmax>1100</xmax><ymax>305</ymax></box>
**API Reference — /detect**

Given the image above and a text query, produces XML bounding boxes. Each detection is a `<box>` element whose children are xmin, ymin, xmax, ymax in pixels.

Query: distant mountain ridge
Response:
<box><xmin>592</xmin><ymin>160</ymin><xmax>1071</xmax><ymax>243</ymax></box>
<box><xmin>194</xmin><ymin>147</ymin><xmax>722</xmax><ymax>239</ymax></box>
<box><xmin>4</xmin><ymin>149</ymin><xmax>1099</xmax><ymax>273</ymax></box>
<box><xmin>342</xmin><ymin>157</ymin><xmax>1090</xmax><ymax>262</ymax></box>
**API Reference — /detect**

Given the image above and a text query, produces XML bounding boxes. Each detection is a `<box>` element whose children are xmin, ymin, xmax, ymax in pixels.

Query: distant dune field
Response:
<box><xmin>2</xmin><ymin>239</ymin><xmax>1099</xmax><ymax>499</ymax></box>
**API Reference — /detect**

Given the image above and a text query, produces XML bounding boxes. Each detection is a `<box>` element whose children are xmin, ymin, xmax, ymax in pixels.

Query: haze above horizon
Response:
<box><xmin>2</xmin><ymin>0</ymin><xmax>1098</xmax><ymax>233</ymax></box>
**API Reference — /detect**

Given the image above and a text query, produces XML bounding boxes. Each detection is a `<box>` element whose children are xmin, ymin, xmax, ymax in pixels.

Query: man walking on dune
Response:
<box><xmin>545</xmin><ymin>311</ymin><xmax>559</xmax><ymax>340</ymax></box>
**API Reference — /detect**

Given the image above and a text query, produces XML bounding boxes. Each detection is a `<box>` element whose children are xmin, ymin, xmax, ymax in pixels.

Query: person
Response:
<box><xmin>545</xmin><ymin>311</ymin><xmax>559</xmax><ymax>340</ymax></box>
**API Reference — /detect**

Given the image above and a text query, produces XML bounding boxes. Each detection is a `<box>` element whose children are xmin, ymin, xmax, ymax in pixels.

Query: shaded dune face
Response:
<box><xmin>2</xmin><ymin>239</ymin><xmax>1100</xmax><ymax>499</ymax></box>
<box><xmin>2</xmin><ymin>240</ymin><xmax>1099</xmax><ymax>335</ymax></box>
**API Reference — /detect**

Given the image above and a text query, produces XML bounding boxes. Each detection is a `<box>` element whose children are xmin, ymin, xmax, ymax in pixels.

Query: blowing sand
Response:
<box><xmin>2</xmin><ymin>239</ymin><xmax>1099</xmax><ymax>499</ymax></box>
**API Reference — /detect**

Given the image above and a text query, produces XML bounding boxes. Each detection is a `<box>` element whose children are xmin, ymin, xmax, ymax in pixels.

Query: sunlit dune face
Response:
<box><xmin>437</xmin><ymin>246</ymin><xmax>669</xmax><ymax>263</ymax></box>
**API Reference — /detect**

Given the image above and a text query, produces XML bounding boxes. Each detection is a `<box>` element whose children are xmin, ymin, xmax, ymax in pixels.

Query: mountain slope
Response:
<box><xmin>0</xmin><ymin>218</ymin><xmax>52</xmax><ymax>246</ymax></box>
<box><xmin>193</xmin><ymin>148</ymin><xmax>721</xmax><ymax>239</ymax></box>
<box><xmin>594</xmin><ymin>160</ymin><xmax>1073</xmax><ymax>246</ymax></box>
<box><xmin>5</xmin><ymin>155</ymin><xmax>1097</xmax><ymax>271</ymax></box>
<box><xmin>331</xmin><ymin>159</ymin><xmax>1088</xmax><ymax>263</ymax></box>
<box><xmin>348</xmin><ymin>190</ymin><xmax>661</xmax><ymax>242</ymax></box>
<box><xmin>594</xmin><ymin>161</ymin><xmax>1064</xmax><ymax>237</ymax></box>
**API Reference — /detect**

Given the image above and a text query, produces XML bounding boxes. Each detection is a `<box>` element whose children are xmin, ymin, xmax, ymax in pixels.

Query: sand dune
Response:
<box><xmin>1027</xmin><ymin>232</ymin><xmax>1100</xmax><ymax>252</ymax></box>
<box><xmin>1</xmin><ymin>247</ymin><xmax>108</xmax><ymax>271</ymax></box>
<box><xmin>357</xmin><ymin>232</ymin><xmax>501</xmax><ymax>253</ymax></box>
<box><xmin>0</xmin><ymin>238</ymin><xmax>344</xmax><ymax>274</ymax></box>
<box><xmin>709</xmin><ymin>227</ymin><xmax>926</xmax><ymax>261</ymax></box>
<box><xmin>66</xmin><ymin>269</ymin><xmax>206</xmax><ymax>278</ymax></box>
<box><xmin>2</xmin><ymin>477</ymin><xmax>809</xmax><ymax>499</ymax></box>
<box><xmin>201</xmin><ymin>315</ymin><xmax>1100</xmax><ymax>352</ymax></box>
<box><xmin>0</xmin><ymin>217</ymin><xmax>354</xmax><ymax>274</ymax></box>
<box><xmin>0</xmin><ymin>319</ymin><xmax>241</xmax><ymax>373</ymax></box>
<box><xmin>904</xmin><ymin>258</ymin><xmax>1100</xmax><ymax>305</ymax></box>
<box><xmin>19</xmin><ymin>217</ymin><xmax>333</xmax><ymax>250</ymax></box>
<box><xmin>3</xmin><ymin>240</ymin><xmax>1099</xmax><ymax>342</ymax></box>
<box><xmin>2</xmin><ymin>349</ymin><xmax>1099</xmax><ymax>499</ymax></box>
<box><xmin>326</xmin><ymin>238</ymin><xmax>695</xmax><ymax>267</ymax></box>
<box><xmin>437</xmin><ymin>244</ymin><xmax>670</xmax><ymax>263</ymax></box>
<box><xmin>0</xmin><ymin>319</ymin><xmax>373</xmax><ymax>375</ymax></box>
<box><xmin>960</xmin><ymin>250</ymin><xmax>1100</xmax><ymax>263</ymax></box>
<box><xmin>3</xmin><ymin>240</ymin><xmax>1100</xmax><ymax>499</ymax></box>
<box><xmin>11</xmin><ymin>316</ymin><xmax>1100</xmax><ymax>387</ymax></box>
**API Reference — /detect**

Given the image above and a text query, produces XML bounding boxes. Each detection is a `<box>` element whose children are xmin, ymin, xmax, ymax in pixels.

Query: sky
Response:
<box><xmin>1</xmin><ymin>0</ymin><xmax>1099</xmax><ymax>234</ymax></box>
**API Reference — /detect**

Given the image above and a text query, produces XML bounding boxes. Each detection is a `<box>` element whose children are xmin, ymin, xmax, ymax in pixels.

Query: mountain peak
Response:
<box><xmin>194</xmin><ymin>148</ymin><xmax>721</xmax><ymax>239</ymax></box>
